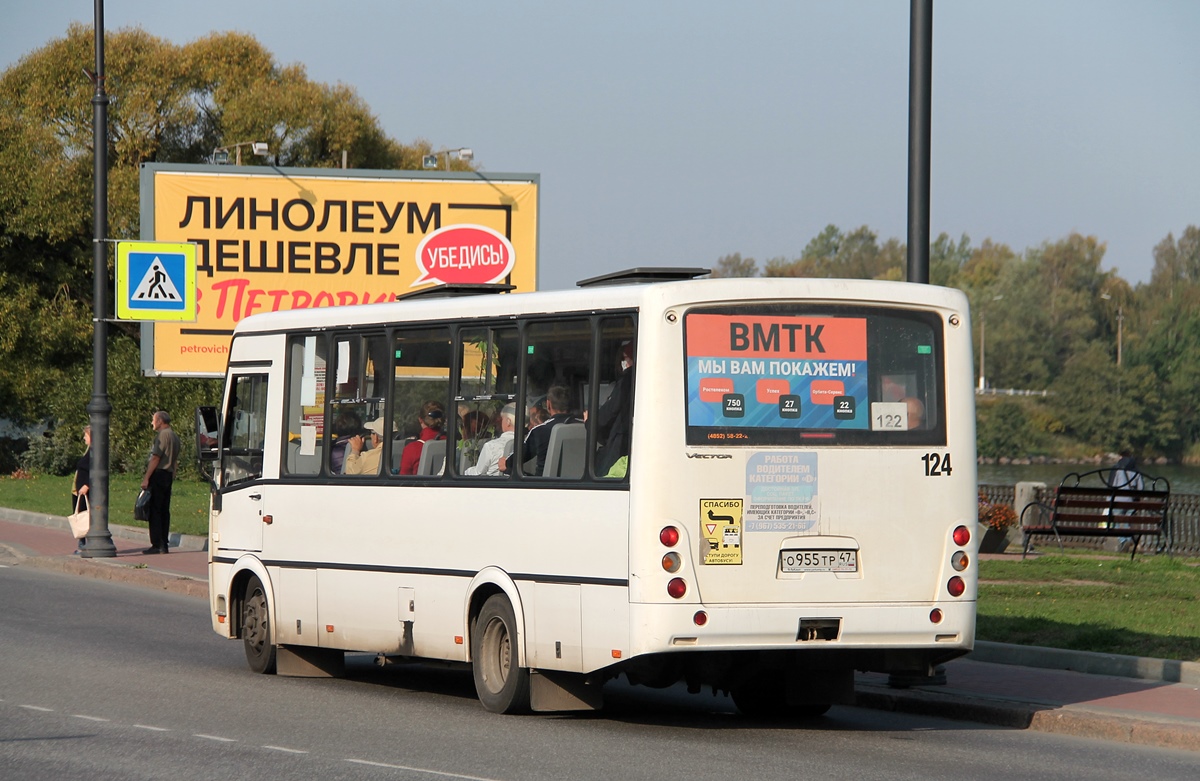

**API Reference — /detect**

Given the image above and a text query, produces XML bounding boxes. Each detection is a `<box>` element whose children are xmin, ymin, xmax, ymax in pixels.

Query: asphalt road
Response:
<box><xmin>2</xmin><ymin>564</ymin><xmax>1198</xmax><ymax>781</ymax></box>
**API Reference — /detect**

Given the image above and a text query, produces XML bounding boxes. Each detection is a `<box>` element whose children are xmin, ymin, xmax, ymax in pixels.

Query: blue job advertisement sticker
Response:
<box><xmin>745</xmin><ymin>452</ymin><xmax>818</xmax><ymax>532</ymax></box>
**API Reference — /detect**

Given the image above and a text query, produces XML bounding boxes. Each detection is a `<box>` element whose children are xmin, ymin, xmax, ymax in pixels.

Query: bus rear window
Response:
<box><xmin>684</xmin><ymin>305</ymin><xmax>945</xmax><ymax>446</ymax></box>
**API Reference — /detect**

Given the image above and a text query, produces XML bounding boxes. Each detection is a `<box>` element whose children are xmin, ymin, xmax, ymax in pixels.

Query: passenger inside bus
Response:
<box><xmin>399</xmin><ymin>401</ymin><xmax>448</xmax><ymax>475</ymax></box>
<box><xmin>523</xmin><ymin>385</ymin><xmax>582</xmax><ymax>476</ymax></box>
<box><xmin>527</xmin><ymin>403</ymin><xmax>547</xmax><ymax>430</ymax></box>
<box><xmin>464</xmin><ymin>404</ymin><xmax>517</xmax><ymax>476</ymax></box>
<box><xmin>329</xmin><ymin>409</ymin><xmax>364</xmax><ymax>474</ymax></box>
<box><xmin>344</xmin><ymin>417</ymin><xmax>391</xmax><ymax>475</ymax></box>
<box><xmin>904</xmin><ymin>397</ymin><xmax>926</xmax><ymax>430</ymax></box>
<box><xmin>458</xmin><ymin>409</ymin><xmax>494</xmax><ymax>469</ymax></box>
<box><xmin>593</xmin><ymin>340</ymin><xmax>635</xmax><ymax>476</ymax></box>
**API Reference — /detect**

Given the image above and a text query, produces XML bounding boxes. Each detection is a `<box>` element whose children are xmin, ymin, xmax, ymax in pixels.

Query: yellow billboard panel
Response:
<box><xmin>142</xmin><ymin>165</ymin><xmax>539</xmax><ymax>376</ymax></box>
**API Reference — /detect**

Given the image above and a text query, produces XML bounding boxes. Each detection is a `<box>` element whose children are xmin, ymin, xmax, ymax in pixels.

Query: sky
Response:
<box><xmin>3</xmin><ymin>1</ymin><xmax>1198</xmax><ymax>291</ymax></box>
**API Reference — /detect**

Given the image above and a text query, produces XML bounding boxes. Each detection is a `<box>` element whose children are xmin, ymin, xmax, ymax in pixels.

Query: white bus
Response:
<box><xmin>197</xmin><ymin>269</ymin><xmax>978</xmax><ymax>716</ymax></box>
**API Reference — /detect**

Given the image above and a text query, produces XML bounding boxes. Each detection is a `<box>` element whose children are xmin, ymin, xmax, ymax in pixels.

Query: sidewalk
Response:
<box><xmin>2</xmin><ymin>508</ymin><xmax>1199</xmax><ymax>750</ymax></box>
<box><xmin>0</xmin><ymin>509</ymin><xmax>209</xmax><ymax>597</ymax></box>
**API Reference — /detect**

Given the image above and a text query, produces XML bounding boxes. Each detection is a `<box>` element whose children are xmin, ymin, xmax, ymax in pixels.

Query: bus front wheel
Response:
<box><xmin>242</xmin><ymin>575</ymin><xmax>277</xmax><ymax>674</ymax></box>
<box><xmin>472</xmin><ymin>595</ymin><xmax>530</xmax><ymax>713</ymax></box>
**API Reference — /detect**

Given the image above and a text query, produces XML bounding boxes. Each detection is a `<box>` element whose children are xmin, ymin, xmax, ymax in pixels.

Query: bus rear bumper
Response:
<box><xmin>628</xmin><ymin>600</ymin><xmax>975</xmax><ymax>658</ymax></box>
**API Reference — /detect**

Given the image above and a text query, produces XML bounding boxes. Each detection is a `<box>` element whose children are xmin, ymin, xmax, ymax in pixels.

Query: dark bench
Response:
<box><xmin>1019</xmin><ymin>468</ymin><xmax>1170</xmax><ymax>560</ymax></box>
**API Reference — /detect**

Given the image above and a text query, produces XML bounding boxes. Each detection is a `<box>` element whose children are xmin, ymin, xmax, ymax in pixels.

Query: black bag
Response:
<box><xmin>134</xmin><ymin>488</ymin><xmax>152</xmax><ymax>521</ymax></box>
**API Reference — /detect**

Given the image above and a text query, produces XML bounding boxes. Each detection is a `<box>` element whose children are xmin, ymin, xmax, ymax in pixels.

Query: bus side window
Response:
<box><xmin>520</xmin><ymin>320</ymin><xmax>591</xmax><ymax>480</ymax></box>
<box><xmin>283</xmin><ymin>335</ymin><xmax>326</xmax><ymax>476</ymax></box>
<box><xmin>455</xmin><ymin>325</ymin><xmax>516</xmax><ymax>477</ymax></box>
<box><xmin>593</xmin><ymin>316</ymin><xmax>636</xmax><ymax>479</ymax></box>
<box><xmin>330</xmin><ymin>334</ymin><xmax>388</xmax><ymax>477</ymax></box>
<box><xmin>223</xmin><ymin>373</ymin><xmax>268</xmax><ymax>487</ymax></box>
<box><xmin>391</xmin><ymin>326</ymin><xmax>452</xmax><ymax>477</ymax></box>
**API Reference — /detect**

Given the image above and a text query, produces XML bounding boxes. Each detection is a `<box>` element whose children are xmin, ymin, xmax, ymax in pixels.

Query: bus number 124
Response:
<box><xmin>921</xmin><ymin>452</ymin><xmax>952</xmax><ymax>477</ymax></box>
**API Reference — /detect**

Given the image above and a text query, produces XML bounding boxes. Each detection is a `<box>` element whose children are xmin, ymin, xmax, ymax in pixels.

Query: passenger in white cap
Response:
<box><xmin>345</xmin><ymin>417</ymin><xmax>391</xmax><ymax>475</ymax></box>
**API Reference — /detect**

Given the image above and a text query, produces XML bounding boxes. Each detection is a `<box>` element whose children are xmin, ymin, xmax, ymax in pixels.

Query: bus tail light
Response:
<box><xmin>667</xmin><ymin>578</ymin><xmax>687</xmax><ymax>599</ymax></box>
<box><xmin>693</xmin><ymin>611</ymin><xmax>708</xmax><ymax>626</ymax></box>
<box><xmin>929</xmin><ymin>608</ymin><xmax>944</xmax><ymax>624</ymax></box>
<box><xmin>660</xmin><ymin>526</ymin><xmax>680</xmax><ymax>547</ymax></box>
<box><xmin>952</xmin><ymin>525</ymin><xmax>971</xmax><ymax>546</ymax></box>
<box><xmin>946</xmin><ymin>576</ymin><xmax>965</xmax><ymax>597</ymax></box>
<box><xmin>662</xmin><ymin>552</ymin><xmax>681</xmax><ymax>573</ymax></box>
<box><xmin>951</xmin><ymin>551</ymin><xmax>969</xmax><ymax>571</ymax></box>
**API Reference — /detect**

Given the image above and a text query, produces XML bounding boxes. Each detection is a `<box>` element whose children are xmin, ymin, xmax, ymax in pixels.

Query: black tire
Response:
<box><xmin>793</xmin><ymin>702</ymin><xmax>832</xmax><ymax>718</ymax></box>
<box><xmin>731</xmin><ymin>678</ymin><xmax>789</xmax><ymax>719</ymax></box>
<box><xmin>471</xmin><ymin>594</ymin><xmax>530</xmax><ymax>713</ymax></box>
<box><xmin>242</xmin><ymin>575</ymin><xmax>277</xmax><ymax>674</ymax></box>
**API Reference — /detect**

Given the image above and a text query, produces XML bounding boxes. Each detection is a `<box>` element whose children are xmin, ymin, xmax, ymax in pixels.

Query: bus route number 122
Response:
<box><xmin>921</xmin><ymin>452</ymin><xmax>952</xmax><ymax>477</ymax></box>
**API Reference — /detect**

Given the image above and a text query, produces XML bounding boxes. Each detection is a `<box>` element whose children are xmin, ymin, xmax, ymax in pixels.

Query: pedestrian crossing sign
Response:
<box><xmin>115</xmin><ymin>241</ymin><xmax>198</xmax><ymax>322</ymax></box>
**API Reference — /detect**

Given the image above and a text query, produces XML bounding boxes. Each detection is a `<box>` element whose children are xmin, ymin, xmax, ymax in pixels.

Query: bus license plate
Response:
<box><xmin>781</xmin><ymin>550</ymin><xmax>858</xmax><ymax>573</ymax></box>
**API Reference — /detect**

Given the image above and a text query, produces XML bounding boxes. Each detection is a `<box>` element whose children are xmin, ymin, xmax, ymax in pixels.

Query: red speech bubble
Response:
<box><xmin>699</xmin><ymin>378</ymin><xmax>734</xmax><ymax>402</ymax></box>
<box><xmin>413</xmin><ymin>224</ymin><xmax>516</xmax><ymax>286</ymax></box>
<box><xmin>809</xmin><ymin>380</ymin><xmax>845</xmax><ymax>405</ymax></box>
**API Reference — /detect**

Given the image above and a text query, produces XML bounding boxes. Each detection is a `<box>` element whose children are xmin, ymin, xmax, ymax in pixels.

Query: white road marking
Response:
<box><xmin>262</xmin><ymin>745</ymin><xmax>308</xmax><ymax>754</ymax></box>
<box><xmin>19</xmin><ymin>705</ymin><xmax>53</xmax><ymax>712</ymax></box>
<box><xmin>72</xmin><ymin>714</ymin><xmax>110</xmax><ymax>722</ymax></box>
<box><xmin>194</xmin><ymin>734</ymin><xmax>237</xmax><ymax>742</ymax></box>
<box><xmin>133</xmin><ymin>724</ymin><xmax>170</xmax><ymax>731</ymax></box>
<box><xmin>345</xmin><ymin>758</ymin><xmax>503</xmax><ymax>781</ymax></box>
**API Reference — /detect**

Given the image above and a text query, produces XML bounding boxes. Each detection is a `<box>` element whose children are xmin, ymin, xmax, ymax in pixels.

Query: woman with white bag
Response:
<box><xmin>70</xmin><ymin>425</ymin><xmax>91</xmax><ymax>554</ymax></box>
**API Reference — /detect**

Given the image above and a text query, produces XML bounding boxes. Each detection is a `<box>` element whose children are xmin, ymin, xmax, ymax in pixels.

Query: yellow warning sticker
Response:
<box><xmin>700</xmin><ymin>498</ymin><xmax>743</xmax><ymax>565</ymax></box>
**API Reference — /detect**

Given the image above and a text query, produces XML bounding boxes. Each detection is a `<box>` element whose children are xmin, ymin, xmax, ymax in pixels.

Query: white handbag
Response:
<box><xmin>68</xmin><ymin>495</ymin><xmax>90</xmax><ymax>539</ymax></box>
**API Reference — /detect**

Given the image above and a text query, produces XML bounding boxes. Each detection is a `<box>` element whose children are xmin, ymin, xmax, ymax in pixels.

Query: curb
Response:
<box><xmin>970</xmin><ymin>640</ymin><xmax>1200</xmax><ymax>687</ymax></box>
<box><xmin>854</xmin><ymin>682</ymin><xmax>1200</xmax><ymax>752</ymax></box>
<box><xmin>0</xmin><ymin>541</ymin><xmax>207</xmax><ymax>600</ymax></box>
<box><xmin>24</xmin><ymin>554</ymin><xmax>209</xmax><ymax>599</ymax></box>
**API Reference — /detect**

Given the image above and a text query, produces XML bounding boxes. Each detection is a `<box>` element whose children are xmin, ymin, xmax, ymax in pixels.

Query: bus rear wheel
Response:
<box><xmin>472</xmin><ymin>595</ymin><xmax>530</xmax><ymax>713</ymax></box>
<box><xmin>242</xmin><ymin>575</ymin><xmax>277</xmax><ymax>674</ymax></box>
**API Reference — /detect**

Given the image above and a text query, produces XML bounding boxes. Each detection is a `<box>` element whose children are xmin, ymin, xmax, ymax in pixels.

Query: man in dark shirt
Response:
<box><xmin>140</xmin><ymin>411</ymin><xmax>181</xmax><ymax>554</ymax></box>
<box><xmin>505</xmin><ymin>385</ymin><xmax>580</xmax><ymax>476</ymax></box>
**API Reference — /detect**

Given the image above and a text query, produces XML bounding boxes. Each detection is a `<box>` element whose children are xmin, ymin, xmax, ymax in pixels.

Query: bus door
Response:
<box><xmin>216</xmin><ymin>372</ymin><xmax>270</xmax><ymax>553</ymax></box>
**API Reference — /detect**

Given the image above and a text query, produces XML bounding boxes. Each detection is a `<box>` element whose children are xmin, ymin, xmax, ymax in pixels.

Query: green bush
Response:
<box><xmin>19</xmin><ymin>335</ymin><xmax>222</xmax><ymax>479</ymax></box>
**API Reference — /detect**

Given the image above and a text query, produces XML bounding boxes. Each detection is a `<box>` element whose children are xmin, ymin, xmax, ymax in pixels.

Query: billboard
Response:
<box><xmin>139</xmin><ymin>164</ymin><xmax>539</xmax><ymax>377</ymax></box>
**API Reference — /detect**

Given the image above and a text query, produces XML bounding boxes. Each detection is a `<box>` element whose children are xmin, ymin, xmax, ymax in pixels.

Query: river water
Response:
<box><xmin>977</xmin><ymin>462</ymin><xmax>1200</xmax><ymax>495</ymax></box>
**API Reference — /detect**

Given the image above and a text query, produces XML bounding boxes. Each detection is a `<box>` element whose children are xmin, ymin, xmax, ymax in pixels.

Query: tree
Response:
<box><xmin>710</xmin><ymin>252</ymin><xmax>759</xmax><ymax>278</ymax></box>
<box><xmin>1136</xmin><ymin>273</ymin><xmax>1200</xmax><ymax>455</ymax></box>
<box><xmin>929</xmin><ymin>232</ymin><xmax>972</xmax><ymax>287</ymax></box>
<box><xmin>1147</xmin><ymin>226</ymin><xmax>1200</xmax><ymax>299</ymax></box>
<box><xmin>1048</xmin><ymin>343</ymin><xmax>1173</xmax><ymax>454</ymax></box>
<box><xmin>0</xmin><ymin>25</ymin><xmax>464</xmax><ymax>464</ymax></box>
<box><xmin>764</xmin><ymin>225</ymin><xmax>902</xmax><ymax>280</ymax></box>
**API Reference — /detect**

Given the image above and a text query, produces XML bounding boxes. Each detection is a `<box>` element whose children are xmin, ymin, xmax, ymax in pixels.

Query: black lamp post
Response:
<box><xmin>84</xmin><ymin>0</ymin><xmax>116</xmax><ymax>558</ymax></box>
<box><xmin>906</xmin><ymin>0</ymin><xmax>932</xmax><ymax>285</ymax></box>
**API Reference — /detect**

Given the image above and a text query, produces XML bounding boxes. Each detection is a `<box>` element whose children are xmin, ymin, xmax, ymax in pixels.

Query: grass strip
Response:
<box><xmin>977</xmin><ymin>553</ymin><xmax>1200</xmax><ymax>662</ymax></box>
<box><xmin>0</xmin><ymin>473</ymin><xmax>210</xmax><ymax>537</ymax></box>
